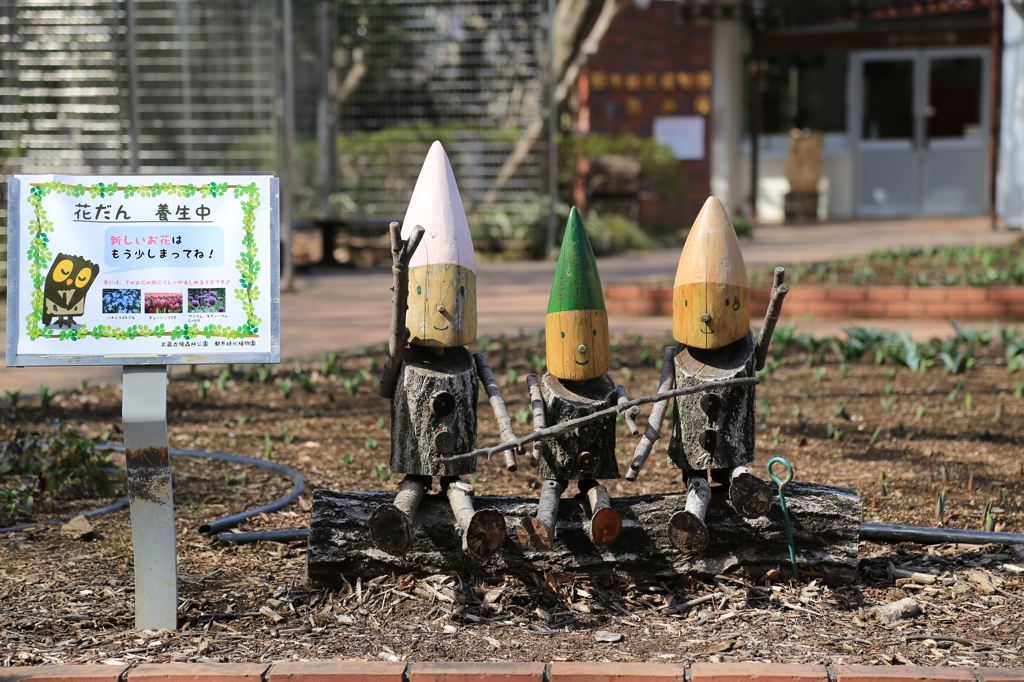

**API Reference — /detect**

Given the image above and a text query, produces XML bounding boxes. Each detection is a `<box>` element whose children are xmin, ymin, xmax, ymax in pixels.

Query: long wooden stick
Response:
<box><xmin>625</xmin><ymin>346</ymin><xmax>678</xmax><ymax>481</ymax></box>
<box><xmin>378</xmin><ymin>222</ymin><xmax>425</xmax><ymax>399</ymax></box>
<box><xmin>526</xmin><ymin>373</ymin><xmax>547</xmax><ymax>467</ymax></box>
<box><xmin>434</xmin><ymin>374</ymin><xmax>757</xmax><ymax>465</ymax></box>
<box><xmin>473</xmin><ymin>353</ymin><xmax>521</xmax><ymax>471</ymax></box>
<box><xmin>614</xmin><ymin>384</ymin><xmax>640</xmax><ymax>436</ymax></box>
<box><xmin>755</xmin><ymin>266</ymin><xmax>789</xmax><ymax>372</ymax></box>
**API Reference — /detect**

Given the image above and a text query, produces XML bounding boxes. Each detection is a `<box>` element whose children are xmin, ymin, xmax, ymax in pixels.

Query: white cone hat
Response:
<box><xmin>400</xmin><ymin>141</ymin><xmax>476</xmax><ymax>272</ymax></box>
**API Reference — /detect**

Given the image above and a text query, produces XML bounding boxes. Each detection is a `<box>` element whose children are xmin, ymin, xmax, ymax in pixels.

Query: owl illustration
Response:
<box><xmin>43</xmin><ymin>253</ymin><xmax>99</xmax><ymax>328</ymax></box>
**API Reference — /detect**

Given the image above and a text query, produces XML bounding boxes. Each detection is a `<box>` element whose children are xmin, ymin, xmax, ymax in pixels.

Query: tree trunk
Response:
<box><xmin>307</xmin><ymin>481</ymin><xmax>862</xmax><ymax>585</ymax></box>
<box><xmin>538</xmin><ymin>372</ymin><xmax>619</xmax><ymax>481</ymax></box>
<box><xmin>668</xmin><ymin>333</ymin><xmax>757</xmax><ymax>471</ymax></box>
<box><xmin>390</xmin><ymin>346</ymin><xmax>478</xmax><ymax>477</ymax></box>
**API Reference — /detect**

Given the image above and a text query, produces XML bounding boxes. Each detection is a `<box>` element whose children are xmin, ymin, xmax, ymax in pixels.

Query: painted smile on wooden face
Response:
<box><xmin>546</xmin><ymin>309</ymin><xmax>609</xmax><ymax>382</ymax></box>
<box><xmin>673</xmin><ymin>284</ymin><xmax>748</xmax><ymax>350</ymax></box>
<box><xmin>407</xmin><ymin>264</ymin><xmax>477</xmax><ymax>347</ymax></box>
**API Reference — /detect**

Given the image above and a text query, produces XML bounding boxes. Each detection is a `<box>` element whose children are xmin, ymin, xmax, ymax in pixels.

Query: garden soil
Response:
<box><xmin>1</xmin><ymin>334</ymin><xmax>1022</xmax><ymax>668</ymax></box>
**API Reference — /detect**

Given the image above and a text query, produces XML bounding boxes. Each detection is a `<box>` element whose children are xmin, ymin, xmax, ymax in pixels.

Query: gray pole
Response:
<box><xmin>281</xmin><ymin>0</ymin><xmax>295</xmax><ymax>291</ymax></box>
<box><xmin>125</xmin><ymin>0</ymin><xmax>142</xmax><ymax>173</ymax></box>
<box><xmin>546</xmin><ymin>0</ymin><xmax>558</xmax><ymax>257</ymax></box>
<box><xmin>122</xmin><ymin>365</ymin><xmax>177</xmax><ymax>630</ymax></box>
<box><xmin>316</xmin><ymin>0</ymin><xmax>335</xmax><ymax>220</ymax></box>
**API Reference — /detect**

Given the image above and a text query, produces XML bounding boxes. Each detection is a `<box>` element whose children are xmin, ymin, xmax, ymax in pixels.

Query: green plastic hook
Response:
<box><xmin>767</xmin><ymin>456</ymin><xmax>800</xmax><ymax>581</ymax></box>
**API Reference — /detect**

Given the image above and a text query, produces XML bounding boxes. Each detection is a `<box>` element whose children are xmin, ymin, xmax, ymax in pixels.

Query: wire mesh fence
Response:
<box><xmin>0</xmin><ymin>0</ymin><xmax>554</xmax><ymax>291</ymax></box>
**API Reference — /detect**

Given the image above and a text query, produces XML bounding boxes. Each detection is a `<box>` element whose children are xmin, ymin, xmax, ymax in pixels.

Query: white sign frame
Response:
<box><xmin>652</xmin><ymin>115</ymin><xmax>706</xmax><ymax>160</ymax></box>
<box><xmin>6</xmin><ymin>174</ymin><xmax>280</xmax><ymax>367</ymax></box>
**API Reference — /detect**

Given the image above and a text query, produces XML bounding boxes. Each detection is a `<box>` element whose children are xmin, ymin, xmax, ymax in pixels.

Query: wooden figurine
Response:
<box><xmin>627</xmin><ymin>196</ymin><xmax>790</xmax><ymax>554</ymax></box>
<box><xmin>517</xmin><ymin>208</ymin><xmax>639</xmax><ymax>552</ymax></box>
<box><xmin>373</xmin><ymin>140</ymin><xmax>519</xmax><ymax>562</ymax></box>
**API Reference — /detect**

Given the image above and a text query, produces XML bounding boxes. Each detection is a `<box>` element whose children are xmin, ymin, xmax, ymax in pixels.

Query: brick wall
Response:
<box><xmin>584</xmin><ymin>0</ymin><xmax>713</xmax><ymax>227</ymax></box>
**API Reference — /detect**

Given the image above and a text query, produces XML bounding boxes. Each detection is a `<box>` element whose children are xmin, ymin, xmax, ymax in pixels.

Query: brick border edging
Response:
<box><xmin>603</xmin><ymin>284</ymin><xmax>1024</xmax><ymax>320</ymax></box>
<box><xmin>3</xmin><ymin>661</ymin><xmax>1022</xmax><ymax>682</ymax></box>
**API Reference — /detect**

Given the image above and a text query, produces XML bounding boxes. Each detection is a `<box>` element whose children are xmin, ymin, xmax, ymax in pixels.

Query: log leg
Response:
<box><xmin>369</xmin><ymin>475</ymin><xmax>430</xmax><ymax>557</ymax></box>
<box><xmin>725</xmin><ymin>465</ymin><xmax>772</xmax><ymax>519</ymax></box>
<box><xmin>443</xmin><ymin>477</ymin><xmax>507</xmax><ymax>561</ymax></box>
<box><xmin>516</xmin><ymin>478</ymin><xmax>565</xmax><ymax>552</ymax></box>
<box><xmin>580</xmin><ymin>479</ymin><xmax>622</xmax><ymax>547</ymax></box>
<box><xmin>669</xmin><ymin>472</ymin><xmax>711</xmax><ymax>555</ymax></box>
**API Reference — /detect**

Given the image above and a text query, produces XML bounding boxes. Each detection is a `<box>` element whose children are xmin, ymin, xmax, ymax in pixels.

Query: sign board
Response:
<box><xmin>652</xmin><ymin>115</ymin><xmax>706</xmax><ymax>160</ymax></box>
<box><xmin>6</xmin><ymin>174</ymin><xmax>280</xmax><ymax>367</ymax></box>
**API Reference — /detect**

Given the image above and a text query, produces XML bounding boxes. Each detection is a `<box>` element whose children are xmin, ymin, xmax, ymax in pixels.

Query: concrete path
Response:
<box><xmin>1</xmin><ymin>215</ymin><xmax>1017</xmax><ymax>395</ymax></box>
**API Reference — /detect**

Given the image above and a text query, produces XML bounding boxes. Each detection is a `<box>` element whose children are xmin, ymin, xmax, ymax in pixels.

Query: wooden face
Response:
<box><xmin>546</xmin><ymin>309</ymin><xmax>609</xmax><ymax>381</ymax></box>
<box><xmin>673</xmin><ymin>282</ymin><xmax>749</xmax><ymax>350</ymax></box>
<box><xmin>407</xmin><ymin>264</ymin><xmax>477</xmax><ymax>347</ymax></box>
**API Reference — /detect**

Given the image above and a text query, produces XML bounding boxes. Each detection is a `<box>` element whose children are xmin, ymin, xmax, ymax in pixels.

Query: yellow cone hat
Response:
<box><xmin>673</xmin><ymin>197</ymin><xmax>748</xmax><ymax>350</ymax></box>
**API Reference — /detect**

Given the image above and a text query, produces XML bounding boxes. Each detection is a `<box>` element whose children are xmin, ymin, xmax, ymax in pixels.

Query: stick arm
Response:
<box><xmin>526</xmin><ymin>373</ymin><xmax>547</xmax><ymax>468</ymax></box>
<box><xmin>378</xmin><ymin>222</ymin><xmax>425</xmax><ymax>399</ymax></box>
<box><xmin>473</xmin><ymin>353</ymin><xmax>521</xmax><ymax>472</ymax></box>
<box><xmin>614</xmin><ymin>384</ymin><xmax>641</xmax><ymax>436</ymax></box>
<box><xmin>625</xmin><ymin>346</ymin><xmax>677</xmax><ymax>481</ymax></box>
<box><xmin>754</xmin><ymin>267</ymin><xmax>790</xmax><ymax>372</ymax></box>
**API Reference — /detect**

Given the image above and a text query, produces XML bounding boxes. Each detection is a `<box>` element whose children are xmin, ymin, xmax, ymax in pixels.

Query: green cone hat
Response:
<box><xmin>547</xmin><ymin>207</ymin><xmax>606</xmax><ymax>313</ymax></box>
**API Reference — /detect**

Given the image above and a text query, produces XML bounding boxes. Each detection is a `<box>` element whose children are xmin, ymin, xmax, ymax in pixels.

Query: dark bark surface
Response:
<box><xmin>668</xmin><ymin>333</ymin><xmax>757</xmax><ymax>471</ymax></box>
<box><xmin>390</xmin><ymin>346</ymin><xmax>478</xmax><ymax>477</ymax></box>
<box><xmin>307</xmin><ymin>481</ymin><xmax>862</xmax><ymax>585</ymax></box>
<box><xmin>538</xmin><ymin>372</ymin><xmax>619</xmax><ymax>480</ymax></box>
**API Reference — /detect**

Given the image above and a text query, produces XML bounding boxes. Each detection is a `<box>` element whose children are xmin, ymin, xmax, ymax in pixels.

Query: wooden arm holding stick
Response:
<box><xmin>473</xmin><ymin>353</ymin><xmax>521</xmax><ymax>471</ymax></box>
<box><xmin>625</xmin><ymin>346</ymin><xmax>678</xmax><ymax>481</ymax></box>
<box><xmin>615</xmin><ymin>385</ymin><xmax>641</xmax><ymax>436</ymax></box>
<box><xmin>434</xmin><ymin>374</ymin><xmax>758</xmax><ymax>465</ymax></box>
<box><xmin>754</xmin><ymin>266</ymin><xmax>790</xmax><ymax>372</ymax></box>
<box><xmin>378</xmin><ymin>222</ymin><xmax>425</xmax><ymax>399</ymax></box>
<box><xmin>526</xmin><ymin>373</ymin><xmax>546</xmax><ymax>467</ymax></box>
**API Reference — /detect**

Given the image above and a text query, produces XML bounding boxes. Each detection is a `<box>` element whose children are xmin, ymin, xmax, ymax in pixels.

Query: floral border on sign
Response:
<box><xmin>25</xmin><ymin>181</ymin><xmax>263</xmax><ymax>342</ymax></box>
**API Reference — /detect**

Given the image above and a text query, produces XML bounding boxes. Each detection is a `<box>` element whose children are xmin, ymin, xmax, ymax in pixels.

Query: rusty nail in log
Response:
<box><xmin>445</xmin><ymin>478</ymin><xmax>506</xmax><ymax>561</ymax></box>
<box><xmin>473</xmin><ymin>353</ymin><xmax>520</xmax><ymax>471</ymax></box>
<box><xmin>527</xmin><ymin>373</ymin><xmax>546</xmax><ymax>467</ymax></box>
<box><xmin>728</xmin><ymin>465</ymin><xmax>772</xmax><ymax>519</ymax></box>
<box><xmin>581</xmin><ymin>480</ymin><xmax>621</xmax><ymax>547</ymax></box>
<box><xmin>626</xmin><ymin>347</ymin><xmax>678</xmax><ymax>481</ymax></box>
<box><xmin>669</xmin><ymin>474</ymin><xmax>711</xmax><ymax>555</ymax></box>
<box><xmin>369</xmin><ymin>475</ymin><xmax>429</xmax><ymax>557</ymax></box>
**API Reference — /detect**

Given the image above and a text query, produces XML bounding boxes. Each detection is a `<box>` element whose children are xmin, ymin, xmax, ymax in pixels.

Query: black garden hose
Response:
<box><xmin>860</xmin><ymin>522</ymin><xmax>1024</xmax><ymax>546</ymax></box>
<box><xmin>216</xmin><ymin>528</ymin><xmax>309</xmax><ymax>544</ymax></box>
<box><xmin>0</xmin><ymin>446</ymin><xmax>307</xmax><ymax>537</ymax></box>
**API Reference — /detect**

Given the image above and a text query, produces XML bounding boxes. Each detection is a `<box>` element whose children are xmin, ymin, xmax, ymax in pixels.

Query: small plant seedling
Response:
<box><xmin>622</xmin><ymin>367</ymin><xmax>634</xmax><ymax>382</ymax></box>
<box><xmin>639</xmin><ymin>347</ymin><xmax>652</xmax><ymax>365</ymax></box>
<box><xmin>216</xmin><ymin>369</ymin><xmax>230</xmax><ymax>392</ymax></box>
<box><xmin>826</xmin><ymin>422</ymin><xmax>843</xmax><ymax>441</ymax></box>
<box><xmin>833</xmin><ymin>401</ymin><xmax>850</xmax><ymax>420</ymax></box>
<box><xmin>238</xmin><ymin>414</ymin><xmax>250</xmax><ymax>426</ymax></box>
<box><xmin>300</xmin><ymin>375</ymin><xmax>316</xmax><ymax>393</ymax></box>
<box><xmin>884</xmin><ymin>383</ymin><xmax>896</xmax><ymax>396</ymax></box>
<box><xmin>882</xmin><ymin>397</ymin><xmax>897</xmax><ymax>411</ymax></box>
<box><xmin>935</xmin><ymin>489</ymin><xmax>947</xmax><ymax>523</ymax></box>
<box><xmin>257</xmin><ymin>366</ymin><xmax>272</xmax><ymax>383</ymax></box>
<box><xmin>878</xmin><ymin>470</ymin><xmax>888</xmax><ymax>497</ymax></box>
<box><xmin>39</xmin><ymin>386</ymin><xmax>54</xmax><ymax>408</ymax></box>
<box><xmin>813</xmin><ymin>368</ymin><xmax>826</xmax><ymax>382</ymax></box>
<box><xmin>378</xmin><ymin>416</ymin><xmax>387</xmax><ymax>430</ymax></box>
<box><xmin>112</xmin><ymin>535</ymin><xmax>131</xmax><ymax>557</ymax></box>
<box><xmin>374</xmin><ymin>464</ymin><xmax>392</xmax><ymax>482</ymax></box>
<box><xmin>940</xmin><ymin>465</ymin><xmax>949</xmax><ymax>483</ymax></box>
<box><xmin>198</xmin><ymin>379</ymin><xmax>211</xmax><ymax>401</ymax></box>
<box><xmin>225</xmin><ymin>472</ymin><xmax>248</xmax><ymax>487</ymax></box>
<box><xmin>468</xmin><ymin>474</ymin><xmax>479</xmax><ymax>484</ymax></box>
<box><xmin>264</xmin><ymin>432</ymin><xmax>273</xmax><ymax>459</ymax></box>
<box><xmin>772</xmin><ymin>427</ymin><xmax>783</xmax><ymax>446</ymax></box>
<box><xmin>1016</xmin><ymin>383</ymin><xmax>1024</xmax><ymax>399</ymax></box>
<box><xmin>757</xmin><ymin>397</ymin><xmax>770</xmax><ymax>425</ymax></box>
<box><xmin>230</xmin><ymin>438</ymin><xmax>237</xmax><ymax>450</ymax></box>
<box><xmin>343</xmin><ymin>454</ymin><xmax>355</xmax><ymax>466</ymax></box>
<box><xmin>915</xmin><ymin>405</ymin><xmax>926</xmax><ymax>420</ymax></box>
<box><xmin>885</xmin><ymin>367</ymin><xmax>899</xmax><ymax>379</ymax></box>
<box><xmin>869</xmin><ymin>427</ymin><xmax>881</xmax><ymax>445</ymax></box>
<box><xmin>280</xmin><ymin>378</ymin><xmax>293</xmax><ymax>399</ymax></box>
<box><xmin>515</xmin><ymin>409</ymin><xmax>531</xmax><ymax>426</ymax></box>
<box><xmin>77</xmin><ymin>378</ymin><xmax>90</xmax><ymax>391</ymax></box>
<box><xmin>839</xmin><ymin>363</ymin><xmax>851</xmax><ymax>378</ymax></box>
<box><xmin>985</xmin><ymin>510</ymin><xmax>996</xmax><ymax>532</ymax></box>
<box><xmin>365</xmin><ymin>437</ymin><xmax>378</xmax><ymax>450</ymax></box>
<box><xmin>280</xmin><ymin>426</ymin><xmax>295</xmax><ymax>445</ymax></box>
<box><xmin>994</xmin><ymin>404</ymin><xmax>1004</xmax><ymax>421</ymax></box>
<box><xmin>5</xmin><ymin>390</ymin><xmax>21</xmax><ymax>407</ymax></box>
<box><xmin>964</xmin><ymin>393</ymin><xmax>973</xmax><ymax>410</ymax></box>
<box><xmin>506</xmin><ymin>368</ymin><xmax>520</xmax><ymax>385</ymax></box>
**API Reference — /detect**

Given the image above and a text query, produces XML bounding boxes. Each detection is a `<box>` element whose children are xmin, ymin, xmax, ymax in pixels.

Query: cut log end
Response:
<box><xmin>465</xmin><ymin>508</ymin><xmax>507</xmax><ymax>561</ymax></box>
<box><xmin>730</xmin><ymin>472</ymin><xmax>772</xmax><ymax>519</ymax></box>
<box><xmin>669</xmin><ymin>510</ymin><xmax>708</xmax><ymax>555</ymax></box>
<box><xmin>369</xmin><ymin>504</ymin><xmax>414</xmax><ymax>557</ymax></box>
<box><xmin>589</xmin><ymin>506</ymin><xmax>622</xmax><ymax>547</ymax></box>
<box><xmin>516</xmin><ymin>516</ymin><xmax>554</xmax><ymax>552</ymax></box>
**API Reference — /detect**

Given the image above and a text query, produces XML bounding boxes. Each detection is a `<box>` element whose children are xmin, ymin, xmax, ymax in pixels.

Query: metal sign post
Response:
<box><xmin>123</xmin><ymin>365</ymin><xmax>176</xmax><ymax>630</ymax></box>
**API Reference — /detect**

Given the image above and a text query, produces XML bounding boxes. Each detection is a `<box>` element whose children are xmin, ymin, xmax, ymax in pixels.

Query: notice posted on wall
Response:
<box><xmin>652</xmin><ymin>115</ymin><xmax>705</xmax><ymax>160</ymax></box>
<box><xmin>6</xmin><ymin>174</ymin><xmax>280</xmax><ymax>367</ymax></box>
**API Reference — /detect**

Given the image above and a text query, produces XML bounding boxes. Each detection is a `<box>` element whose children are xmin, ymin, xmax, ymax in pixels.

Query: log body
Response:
<box><xmin>307</xmin><ymin>481</ymin><xmax>862</xmax><ymax>584</ymax></box>
<box><xmin>538</xmin><ymin>372</ymin><xmax>619</xmax><ymax>481</ymax></box>
<box><xmin>390</xmin><ymin>346</ymin><xmax>478</xmax><ymax>477</ymax></box>
<box><xmin>668</xmin><ymin>331</ymin><xmax>756</xmax><ymax>471</ymax></box>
